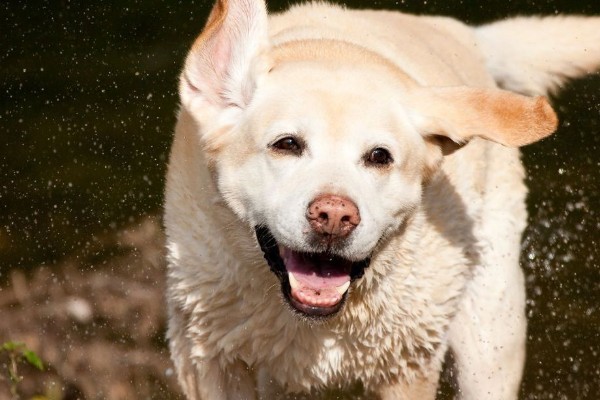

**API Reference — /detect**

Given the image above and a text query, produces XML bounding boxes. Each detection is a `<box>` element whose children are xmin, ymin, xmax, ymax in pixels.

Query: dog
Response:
<box><xmin>164</xmin><ymin>1</ymin><xmax>600</xmax><ymax>398</ymax></box>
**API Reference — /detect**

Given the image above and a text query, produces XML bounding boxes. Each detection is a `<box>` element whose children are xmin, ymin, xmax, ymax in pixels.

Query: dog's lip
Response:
<box><xmin>255</xmin><ymin>226</ymin><xmax>370</xmax><ymax>318</ymax></box>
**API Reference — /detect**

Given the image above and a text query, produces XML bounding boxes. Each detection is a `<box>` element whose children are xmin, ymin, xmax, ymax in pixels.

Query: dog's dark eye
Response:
<box><xmin>365</xmin><ymin>147</ymin><xmax>393</xmax><ymax>166</ymax></box>
<box><xmin>271</xmin><ymin>136</ymin><xmax>304</xmax><ymax>156</ymax></box>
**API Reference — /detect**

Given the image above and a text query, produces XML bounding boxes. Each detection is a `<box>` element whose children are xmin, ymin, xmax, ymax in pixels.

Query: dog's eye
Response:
<box><xmin>365</xmin><ymin>147</ymin><xmax>393</xmax><ymax>166</ymax></box>
<box><xmin>271</xmin><ymin>136</ymin><xmax>304</xmax><ymax>156</ymax></box>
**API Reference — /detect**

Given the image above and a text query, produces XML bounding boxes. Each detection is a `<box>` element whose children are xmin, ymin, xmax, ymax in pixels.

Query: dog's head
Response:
<box><xmin>179</xmin><ymin>0</ymin><xmax>558</xmax><ymax>318</ymax></box>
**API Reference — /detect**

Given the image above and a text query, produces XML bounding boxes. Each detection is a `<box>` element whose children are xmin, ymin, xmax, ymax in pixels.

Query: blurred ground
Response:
<box><xmin>0</xmin><ymin>216</ymin><xmax>182</xmax><ymax>400</ymax></box>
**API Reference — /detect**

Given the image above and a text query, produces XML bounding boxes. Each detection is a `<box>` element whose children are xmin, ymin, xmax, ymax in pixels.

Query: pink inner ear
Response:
<box><xmin>180</xmin><ymin>0</ymin><xmax>268</xmax><ymax>111</ymax></box>
<box><xmin>181</xmin><ymin>22</ymin><xmax>233</xmax><ymax>104</ymax></box>
<box><xmin>210</xmin><ymin>28</ymin><xmax>233</xmax><ymax>84</ymax></box>
<box><xmin>194</xmin><ymin>31</ymin><xmax>233</xmax><ymax>106</ymax></box>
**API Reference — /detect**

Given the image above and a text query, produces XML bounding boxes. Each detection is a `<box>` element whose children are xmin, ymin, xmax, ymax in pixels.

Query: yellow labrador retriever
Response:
<box><xmin>164</xmin><ymin>1</ymin><xmax>600</xmax><ymax>398</ymax></box>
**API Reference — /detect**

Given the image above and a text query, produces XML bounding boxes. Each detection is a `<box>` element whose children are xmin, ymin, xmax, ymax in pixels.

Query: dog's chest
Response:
<box><xmin>230</xmin><ymin>294</ymin><xmax>447</xmax><ymax>393</ymax></box>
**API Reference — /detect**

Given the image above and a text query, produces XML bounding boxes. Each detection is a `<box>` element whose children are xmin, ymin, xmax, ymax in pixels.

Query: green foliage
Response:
<box><xmin>1</xmin><ymin>341</ymin><xmax>45</xmax><ymax>399</ymax></box>
<box><xmin>2</xmin><ymin>341</ymin><xmax>44</xmax><ymax>371</ymax></box>
<box><xmin>22</xmin><ymin>351</ymin><xmax>44</xmax><ymax>372</ymax></box>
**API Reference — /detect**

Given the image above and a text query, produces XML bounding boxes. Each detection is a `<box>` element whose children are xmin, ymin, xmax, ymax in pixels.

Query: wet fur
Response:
<box><xmin>165</xmin><ymin>2</ymin><xmax>600</xmax><ymax>399</ymax></box>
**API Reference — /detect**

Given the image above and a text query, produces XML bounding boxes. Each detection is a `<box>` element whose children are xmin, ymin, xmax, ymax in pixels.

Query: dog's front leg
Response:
<box><xmin>168</xmin><ymin>310</ymin><xmax>257</xmax><ymax>400</ymax></box>
<box><xmin>447</xmin><ymin>146</ymin><xmax>529</xmax><ymax>400</ymax></box>
<box><xmin>376</xmin><ymin>370</ymin><xmax>440</xmax><ymax>400</ymax></box>
<box><xmin>447</xmin><ymin>260</ymin><xmax>526</xmax><ymax>400</ymax></box>
<box><xmin>195</xmin><ymin>358</ymin><xmax>258</xmax><ymax>400</ymax></box>
<box><xmin>174</xmin><ymin>351</ymin><xmax>258</xmax><ymax>400</ymax></box>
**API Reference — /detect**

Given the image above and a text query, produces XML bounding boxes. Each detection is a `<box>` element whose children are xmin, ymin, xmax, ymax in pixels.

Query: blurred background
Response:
<box><xmin>1</xmin><ymin>0</ymin><xmax>598</xmax><ymax>399</ymax></box>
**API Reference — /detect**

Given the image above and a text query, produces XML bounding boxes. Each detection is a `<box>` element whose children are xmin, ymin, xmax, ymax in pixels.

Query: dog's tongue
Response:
<box><xmin>281</xmin><ymin>248</ymin><xmax>351</xmax><ymax>308</ymax></box>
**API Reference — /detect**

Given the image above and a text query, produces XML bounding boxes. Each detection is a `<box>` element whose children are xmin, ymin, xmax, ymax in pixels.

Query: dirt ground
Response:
<box><xmin>1</xmin><ymin>209</ymin><xmax>597</xmax><ymax>399</ymax></box>
<box><xmin>0</xmin><ymin>216</ymin><xmax>183</xmax><ymax>400</ymax></box>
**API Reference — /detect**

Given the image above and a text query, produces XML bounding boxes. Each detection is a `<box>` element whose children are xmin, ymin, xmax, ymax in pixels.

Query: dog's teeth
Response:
<box><xmin>336</xmin><ymin>281</ymin><xmax>351</xmax><ymax>295</ymax></box>
<box><xmin>288</xmin><ymin>272</ymin><xmax>299</xmax><ymax>289</ymax></box>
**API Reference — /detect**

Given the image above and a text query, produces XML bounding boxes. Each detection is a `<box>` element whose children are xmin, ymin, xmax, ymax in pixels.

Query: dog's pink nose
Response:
<box><xmin>307</xmin><ymin>195</ymin><xmax>360</xmax><ymax>239</ymax></box>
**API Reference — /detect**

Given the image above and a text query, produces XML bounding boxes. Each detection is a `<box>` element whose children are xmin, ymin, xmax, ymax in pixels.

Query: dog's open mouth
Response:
<box><xmin>256</xmin><ymin>226</ymin><xmax>370</xmax><ymax>318</ymax></box>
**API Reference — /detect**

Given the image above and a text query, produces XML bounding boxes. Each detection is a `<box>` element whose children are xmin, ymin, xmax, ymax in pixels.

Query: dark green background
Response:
<box><xmin>1</xmin><ymin>0</ymin><xmax>599</xmax><ymax>398</ymax></box>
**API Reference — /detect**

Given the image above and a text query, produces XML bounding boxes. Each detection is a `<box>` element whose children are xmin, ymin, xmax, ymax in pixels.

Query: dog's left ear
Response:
<box><xmin>407</xmin><ymin>86</ymin><xmax>558</xmax><ymax>181</ymax></box>
<box><xmin>180</xmin><ymin>0</ymin><xmax>269</xmax><ymax>118</ymax></box>
<box><xmin>409</xmin><ymin>86</ymin><xmax>558</xmax><ymax>148</ymax></box>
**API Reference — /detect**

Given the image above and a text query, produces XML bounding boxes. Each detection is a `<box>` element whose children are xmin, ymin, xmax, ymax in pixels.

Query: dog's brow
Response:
<box><xmin>270</xmin><ymin>39</ymin><xmax>415</xmax><ymax>88</ymax></box>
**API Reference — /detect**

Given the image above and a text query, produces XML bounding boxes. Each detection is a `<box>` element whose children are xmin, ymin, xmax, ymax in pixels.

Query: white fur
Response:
<box><xmin>165</xmin><ymin>2</ymin><xmax>600</xmax><ymax>399</ymax></box>
<box><xmin>476</xmin><ymin>16</ymin><xmax>600</xmax><ymax>95</ymax></box>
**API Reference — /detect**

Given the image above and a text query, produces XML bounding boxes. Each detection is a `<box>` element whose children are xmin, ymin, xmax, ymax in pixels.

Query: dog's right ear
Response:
<box><xmin>180</xmin><ymin>0</ymin><xmax>268</xmax><ymax>118</ymax></box>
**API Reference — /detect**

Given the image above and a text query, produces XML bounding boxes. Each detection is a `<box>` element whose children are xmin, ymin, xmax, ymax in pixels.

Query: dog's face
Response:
<box><xmin>214</xmin><ymin>57</ymin><xmax>426</xmax><ymax>316</ymax></box>
<box><xmin>179</xmin><ymin>0</ymin><xmax>557</xmax><ymax>318</ymax></box>
<box><xmin>220</xmin><ymin>60</ymin><xmax>426</xmax><ymax>258</ymax></box>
